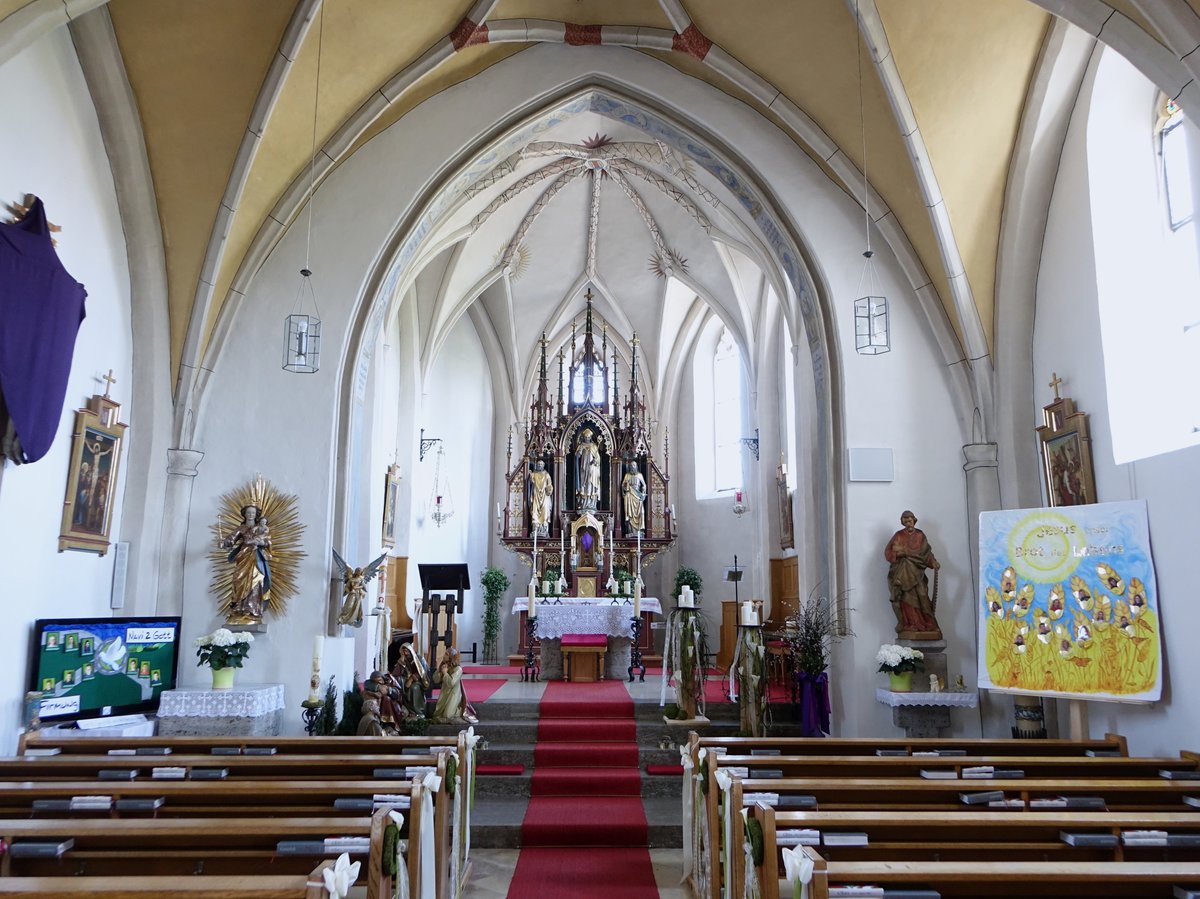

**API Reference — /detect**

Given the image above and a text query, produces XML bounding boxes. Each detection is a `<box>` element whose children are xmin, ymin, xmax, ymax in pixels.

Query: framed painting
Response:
<box><xmin>777</xmin><ymin>458</ymin><xmax>794</xmax><ymax>550</ymax></box>
<box><xmin>58</xmin><ymin>392</ymin><xmax>127</xmax><ymax>555</ymax></box>
<box><xmin>1036</xmin><ymin>392</ymin><xmax>1096</xmax><ymax>508</ymax></box>
<box><xmin>381</xmin><ymin>463</ymin><xmax>401</xmax><ymax>548</ymax></box>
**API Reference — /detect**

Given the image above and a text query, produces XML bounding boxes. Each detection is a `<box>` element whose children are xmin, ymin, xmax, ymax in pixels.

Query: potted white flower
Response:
<box><xmin>194</xmin><ymin>628</ymin><xmax>254</xmax><ymax>689</ymax></box>
<box><xmin>876</xmin><ymin>642</ymin><xmax>924</xmax><ymax>692</ymax></box>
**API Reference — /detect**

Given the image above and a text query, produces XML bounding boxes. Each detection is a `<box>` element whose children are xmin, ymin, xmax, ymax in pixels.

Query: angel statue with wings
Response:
<box><xmin>332</xmin><ymin>549</ymin><xmax>388</xmax><ymax>628</ymax></box>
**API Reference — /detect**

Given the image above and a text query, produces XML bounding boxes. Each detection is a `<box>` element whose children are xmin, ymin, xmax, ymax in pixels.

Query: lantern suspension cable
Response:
<box><xmin>283</xmin><ymin>3</ymin><xmax>327</xmax><ymax>373</ymax></box>
<box><xmin>853</xmin><ymin>0</ymin><xmax>890</xmax><ymax>356</ymax></box>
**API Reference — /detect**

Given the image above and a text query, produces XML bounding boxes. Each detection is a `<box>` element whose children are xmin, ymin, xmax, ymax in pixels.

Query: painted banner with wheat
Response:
<box><xmin>977</xmin><ymin>500</ymin><xmax>1161</xmax><ymax>701</ymax></box>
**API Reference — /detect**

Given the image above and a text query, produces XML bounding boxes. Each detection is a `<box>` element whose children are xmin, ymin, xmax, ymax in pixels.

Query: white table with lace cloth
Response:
<box><xmin>511</xmin><ymin>599</ymin><xmax>661</xmax><ymax>679</ymax></box>
<box><xmin>156</xmin><ymin>683</ymin><xmax>285</xmax><ymax>736</ymax></box>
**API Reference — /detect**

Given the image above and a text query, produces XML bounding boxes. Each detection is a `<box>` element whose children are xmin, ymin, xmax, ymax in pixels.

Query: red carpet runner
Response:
<box><xmin>506</xmin><ymin>681</ymin><xmax>659</xmax><ymax>898</ymax></box>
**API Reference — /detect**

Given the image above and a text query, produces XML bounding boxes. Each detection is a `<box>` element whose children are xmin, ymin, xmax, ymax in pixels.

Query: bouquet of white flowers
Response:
<box><xmin>875</xmin><ymin>642</ymin><xmax>924</xmax><ymax>674</ymax></box>
<box><xmin>194</xmin><ymin>628</ymin><xmax>255</xmax><ymax>671</ymax></box>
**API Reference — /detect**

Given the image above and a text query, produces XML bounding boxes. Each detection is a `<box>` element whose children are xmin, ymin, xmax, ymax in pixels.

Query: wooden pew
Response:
<box><xmin>19</xmin><ymin>734</ymin><xmax>458</xmax><ymax>756</ymax></box>
<box><xmin>692</xmin><ymin>732</ymin><xmax>1129</xmax><ymax>758</ymax></box>
<box><xmin>0</xmin><ymin>780</ymin><xmax>444</xmax><ymax>897</ymax></box>
<box><xmin>685</xmin><ymin>733</ymin><xmax>1193</xmax><ymax>899</ymax></box>
<box><xmin>0</xmin><ymin>752</ymin><xmax>447</xmax><ymax>781</ymax></box>
<box><xmin>0</xmin><ymin>807</ymin><xmax>426</xmax><ymax>898</ymax></box>
<box><xmin>11</xmin><ymin>732</ymin><xmax>480</xmax><ymax>898</ymax></box>
<box><xmin>0</xmin><ymin>860</ymin><xmax>332</xmax><ymax>897</ymax></box>
<box><xmin>760</xmin><ymin>844</ymin><xmax>1200</xmax><ymax>898</ymax></box>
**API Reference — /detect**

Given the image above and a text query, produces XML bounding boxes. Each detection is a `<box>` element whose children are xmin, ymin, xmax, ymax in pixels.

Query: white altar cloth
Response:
<box><xmin>158</xmin><ymin>683</ymin><xmax>286</xmax><ymax>718</ymax></box>
<box><xmin>874</xmin><ymin>688</ymin><xmax>978</xmax><ymax>708</ymax></box>
<box><xmin>511</xmin><ymin>597</ymin><xmax>662</xmax><ymax>614</ymax></box>
<box><xmin>510</xmin><ymin>599</ymin><xmax>660</xmax><ymax>640</ymax></box>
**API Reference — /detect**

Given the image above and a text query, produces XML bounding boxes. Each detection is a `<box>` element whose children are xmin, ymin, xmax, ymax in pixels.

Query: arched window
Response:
<box><xmin>570</xmin><ymin>360</ymin><xmax>606</xmax><ymax>406</ymax></box>
<box><xmin>693</xmin><ymin>322</ymin><xmax>745</xmax><ymax>498</ymax></box>
<box><xmin>1087</xmin><ymin>50</ymin><xmax>1200</xmax><ymax>461</ymax></box>
<box><xmin>712</xmin><ymin>329</ymin><xmax>743</xmax><ymax>492</ymax></box>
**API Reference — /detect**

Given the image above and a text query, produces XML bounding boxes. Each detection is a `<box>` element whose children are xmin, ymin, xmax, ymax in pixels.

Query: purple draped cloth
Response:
<box><xmin>0</xmin><ymin>198</ymin><xmax>87</xmax><ymax>463</ymax></box>
<box><xmin>796</xmin><ymin>671</ymin><xmax>831</xmax><ymax>736</ymax></box>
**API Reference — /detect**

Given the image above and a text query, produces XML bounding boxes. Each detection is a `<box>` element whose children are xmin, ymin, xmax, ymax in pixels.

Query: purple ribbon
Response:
<box><xmin>796</xmin><ymin>671</ymin><xmax>830</xmax><ymax>736</ymax></box>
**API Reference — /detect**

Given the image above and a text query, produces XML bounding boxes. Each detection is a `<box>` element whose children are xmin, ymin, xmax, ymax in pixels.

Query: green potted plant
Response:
<box><xmin>480</xmin><ymin>566</ymin><xmax>510</xmax><ymax>664</ymax></box>
<box><xmin>611</xmin><ymin>565</ymin><xmax>634</xmax><ymax>596</ymax></box>
<box><xmin>876</xmin><ymin>642</ymin><xmax>924</xmax><ymax>692</ymax></box>
<box><xmin>194</xmin><ymin>627</ymin><xmax>254</xmax><ymax>689</ymax></box>
<box><xmin>673</xmin><ymin>566</ymin><xmax>703</xmax><ymax>603</ymax></box>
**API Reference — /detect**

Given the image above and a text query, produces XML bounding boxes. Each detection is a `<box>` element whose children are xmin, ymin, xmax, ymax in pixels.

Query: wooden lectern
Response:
<box><xmin>418</xmin><ymin>563</ymin><xmax>469</xmax><ymax>670</ymax></box>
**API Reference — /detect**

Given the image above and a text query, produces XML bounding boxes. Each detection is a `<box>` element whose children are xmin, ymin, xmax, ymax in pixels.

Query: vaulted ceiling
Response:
<box><xmin>3</xmin><ymin>0</ymin><xmax>1195</xmax><ymax>391</ymax></box>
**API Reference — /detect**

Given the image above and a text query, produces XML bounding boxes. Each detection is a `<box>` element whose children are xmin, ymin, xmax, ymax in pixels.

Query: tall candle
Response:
<box><xmin>633</xmin><ymin>578</ymin><xmax>642</xmax><ymax>617</ymax></box>
<box><xmin>528</xmin><ymin>581</ymin><xmax>537</xmax><ymax>619</ymax></box>
<box><xmin>308</xmin><ymin>635</ymin><xmax>323</xmax><ymax>702</ymax></box>
<box><xmin>740</xmin><ymin>600</ymin><xmax>757</xmax><ymax>626</ymax></box>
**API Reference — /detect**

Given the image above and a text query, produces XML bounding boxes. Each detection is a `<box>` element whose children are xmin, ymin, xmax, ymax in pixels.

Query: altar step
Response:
<box><xmin>505</xmin><ymin>653</ymin><xmax>663</xmax><ymax>668</ymax></box>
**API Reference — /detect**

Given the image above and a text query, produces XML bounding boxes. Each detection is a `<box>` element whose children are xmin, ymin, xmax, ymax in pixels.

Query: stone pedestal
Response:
<box><xmin>876</xmin><ymin>688</ymin><xmax>978</xmax><ymax>737</ymax></box>
<box><xmin>156</xmin><ymin>683</ymin><xmax>285</xmax><ymax>736</ymax></box>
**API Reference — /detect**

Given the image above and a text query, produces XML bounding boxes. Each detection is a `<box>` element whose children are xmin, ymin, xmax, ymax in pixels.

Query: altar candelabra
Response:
<box><xmin>522</xmin><ymin>615</ymin><xmax>540</xmax><ymax>683</ymax></box>
<box><xmin>628</xmin><ymin>532</ymin><xmax>646</xmax><ymax>682</ymax></box>
<box><xmin>300</xmin><ymin>698</ymin><xmax>324</xmax><ymax>736</ymax></box>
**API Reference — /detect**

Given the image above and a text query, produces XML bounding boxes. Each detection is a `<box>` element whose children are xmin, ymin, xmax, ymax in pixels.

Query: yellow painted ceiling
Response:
<box><xmin>0</xmin><ymin>0</ymin><xmax>28</xmax><ymax>23</ymax></box>
<box><xmin>877</xmin><ymin>0</ymin><xmax>1049</xmax><ymax>348</ymax></box>
<box><xmin>14</xmin><ymin>0</ymin><xmax>1177</xmax><ymax>375</ymax></box>
<box><xmin>107</xmin><ymin>0</ymin><xmax>296</xmax><ymax>369</ymax></box>
<box><xmin>197</xmin><ymin>0</ymin><xmax>477</xmax><ymax>355</ymax></box>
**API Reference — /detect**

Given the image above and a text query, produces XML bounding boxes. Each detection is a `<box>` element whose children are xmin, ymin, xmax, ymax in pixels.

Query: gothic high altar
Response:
<box><xmin>500</xmin><ymin>291</ymin><xmax>675</xmax><ymax>671</ymax></box>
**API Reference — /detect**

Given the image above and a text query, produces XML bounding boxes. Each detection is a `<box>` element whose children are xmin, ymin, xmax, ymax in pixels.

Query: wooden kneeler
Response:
<box><xmin>560</xmin><ymin>633</ymin><xmax>607</xmax><ymax>682</ymax></box>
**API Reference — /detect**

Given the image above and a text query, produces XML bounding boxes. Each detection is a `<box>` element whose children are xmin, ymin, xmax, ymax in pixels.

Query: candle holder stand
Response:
<box><xmin>522</xmin><ymin>616</ymin><xmax>540</xmax><ymax>683</ymax></box>
<box><xmin>628</xmin><ymin>615</ymin><xmax>646</xmax><ymax>683</ymax></box>
<box><xmin>300</xmin><ymin>698</ymin><xmax>324</xmax><ymax>736</ymax></box>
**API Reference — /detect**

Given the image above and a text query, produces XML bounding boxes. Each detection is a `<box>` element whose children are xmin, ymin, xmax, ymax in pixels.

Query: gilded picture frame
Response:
<box><xmin>59</xmin><ymin>393</ymin><xmax>127</xmax><ymax>555</ymax></box>
<box><xmin>1036</xmin><ymin>396</ymin><xmax>1097</xmax><ymax>508</ymax></box>
<box><xmin>381</xmin><ymin>463</ymin><xmax>401</xmax><ymax>549</ymax></box>
<box><xmin>777</xmin><ymin>460</ymin><xmax>795</xmax><ymax>551</ymax></box>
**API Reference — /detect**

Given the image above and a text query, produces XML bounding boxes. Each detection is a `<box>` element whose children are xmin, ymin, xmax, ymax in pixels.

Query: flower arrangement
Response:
<box><xmin>876</xmin><ymin>643</ymin><xmax>924</xmax><ymax>675</ymax></box>
<box><xmin>194</xmin><ymin>628</ymin><xmax>254</xmax><ymax>670</ymax></box>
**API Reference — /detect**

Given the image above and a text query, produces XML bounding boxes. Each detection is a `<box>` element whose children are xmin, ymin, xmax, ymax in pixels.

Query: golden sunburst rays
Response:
<box><xmin>208</xmin><ymin>475</ymin><xmax>306</xmax><ymax>621</ymax></box>
<box><xmin>1096</xmin><ymin>562</ymin><xmax>1125</xmax><ymax>594</ymax></box>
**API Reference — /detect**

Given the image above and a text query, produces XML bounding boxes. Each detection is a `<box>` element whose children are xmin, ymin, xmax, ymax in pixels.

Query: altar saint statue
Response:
<box><xmin>221</xmin><ymin>504</ymin><xmax>273</xmax><ymax>626</ymax></box>
<box><xmin>621</xmin><ymin>461</ymin><xmax>647</xmax><ymax>533</ymax></box>
<box><xmin>528</xmin><ymin>460</ymin><xmax>553</xmax><ymax>537</ymax></box>
<box><xmin>884</xmin><ymin>510</ymin><xmax>942</xmax><ymax>639</ymax></box>
<box><xmin>575</xmin><ymin>428</ymin><xmax>601</xmax><ymax>511</ymax></box>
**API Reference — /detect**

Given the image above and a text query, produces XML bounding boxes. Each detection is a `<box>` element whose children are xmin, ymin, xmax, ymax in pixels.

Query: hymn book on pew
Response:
<box><xmin>10</xmin><ymin>838</ymin><xmax>74</xmax><ymax>858</ymax></box>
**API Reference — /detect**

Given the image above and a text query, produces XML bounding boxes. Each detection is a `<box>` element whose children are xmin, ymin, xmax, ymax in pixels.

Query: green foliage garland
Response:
<box><xmin>480</xmin><ymin>567</ymin><xmax>510</xmax><ymax>665</ymax></box>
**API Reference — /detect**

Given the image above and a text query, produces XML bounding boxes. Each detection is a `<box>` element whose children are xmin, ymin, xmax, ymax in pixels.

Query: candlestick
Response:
<box><xmin>308</xmin><ymin>636</ymin><xmax>324</xmax><ymax>702</ymax></box>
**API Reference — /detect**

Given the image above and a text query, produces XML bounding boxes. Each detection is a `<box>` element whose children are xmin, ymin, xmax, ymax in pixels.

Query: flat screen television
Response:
<box><xmin>28</xmin><ymin>617</ymin><xmax>182</xmax><ymax>723</ymax></box>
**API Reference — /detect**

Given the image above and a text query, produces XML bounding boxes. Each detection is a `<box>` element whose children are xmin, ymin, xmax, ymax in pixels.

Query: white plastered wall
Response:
<box><xmin>1034</xmin><ymin>46</ymin><xmax>1200</xmax><ymax>756</ymax></box>
<box><xmin>0</xmin><ymin>27</ymin><xmax>134</xmax><ymax>752</ymax></box>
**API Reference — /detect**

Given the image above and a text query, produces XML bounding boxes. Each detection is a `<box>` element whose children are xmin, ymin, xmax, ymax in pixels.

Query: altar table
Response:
<box><xmin>512</xmin><ymin>599</ymin><xmax>660</xmax><ymax>679</ymax></box>
<box><xmin>157</xmin><ymin>683</ymin><xmax>285</xmax><ymax>736</ymax></box>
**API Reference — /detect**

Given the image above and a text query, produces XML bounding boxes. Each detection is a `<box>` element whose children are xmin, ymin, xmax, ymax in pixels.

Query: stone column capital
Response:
<box><xmin>962</xmin><ymin>442</ymin><xmax>999</xmax><ymax>471</ymax></box>
<box><xmin>166</xmin><ymin>448</ymin><xmax>204</xmax><ymax>478</ymax></box>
